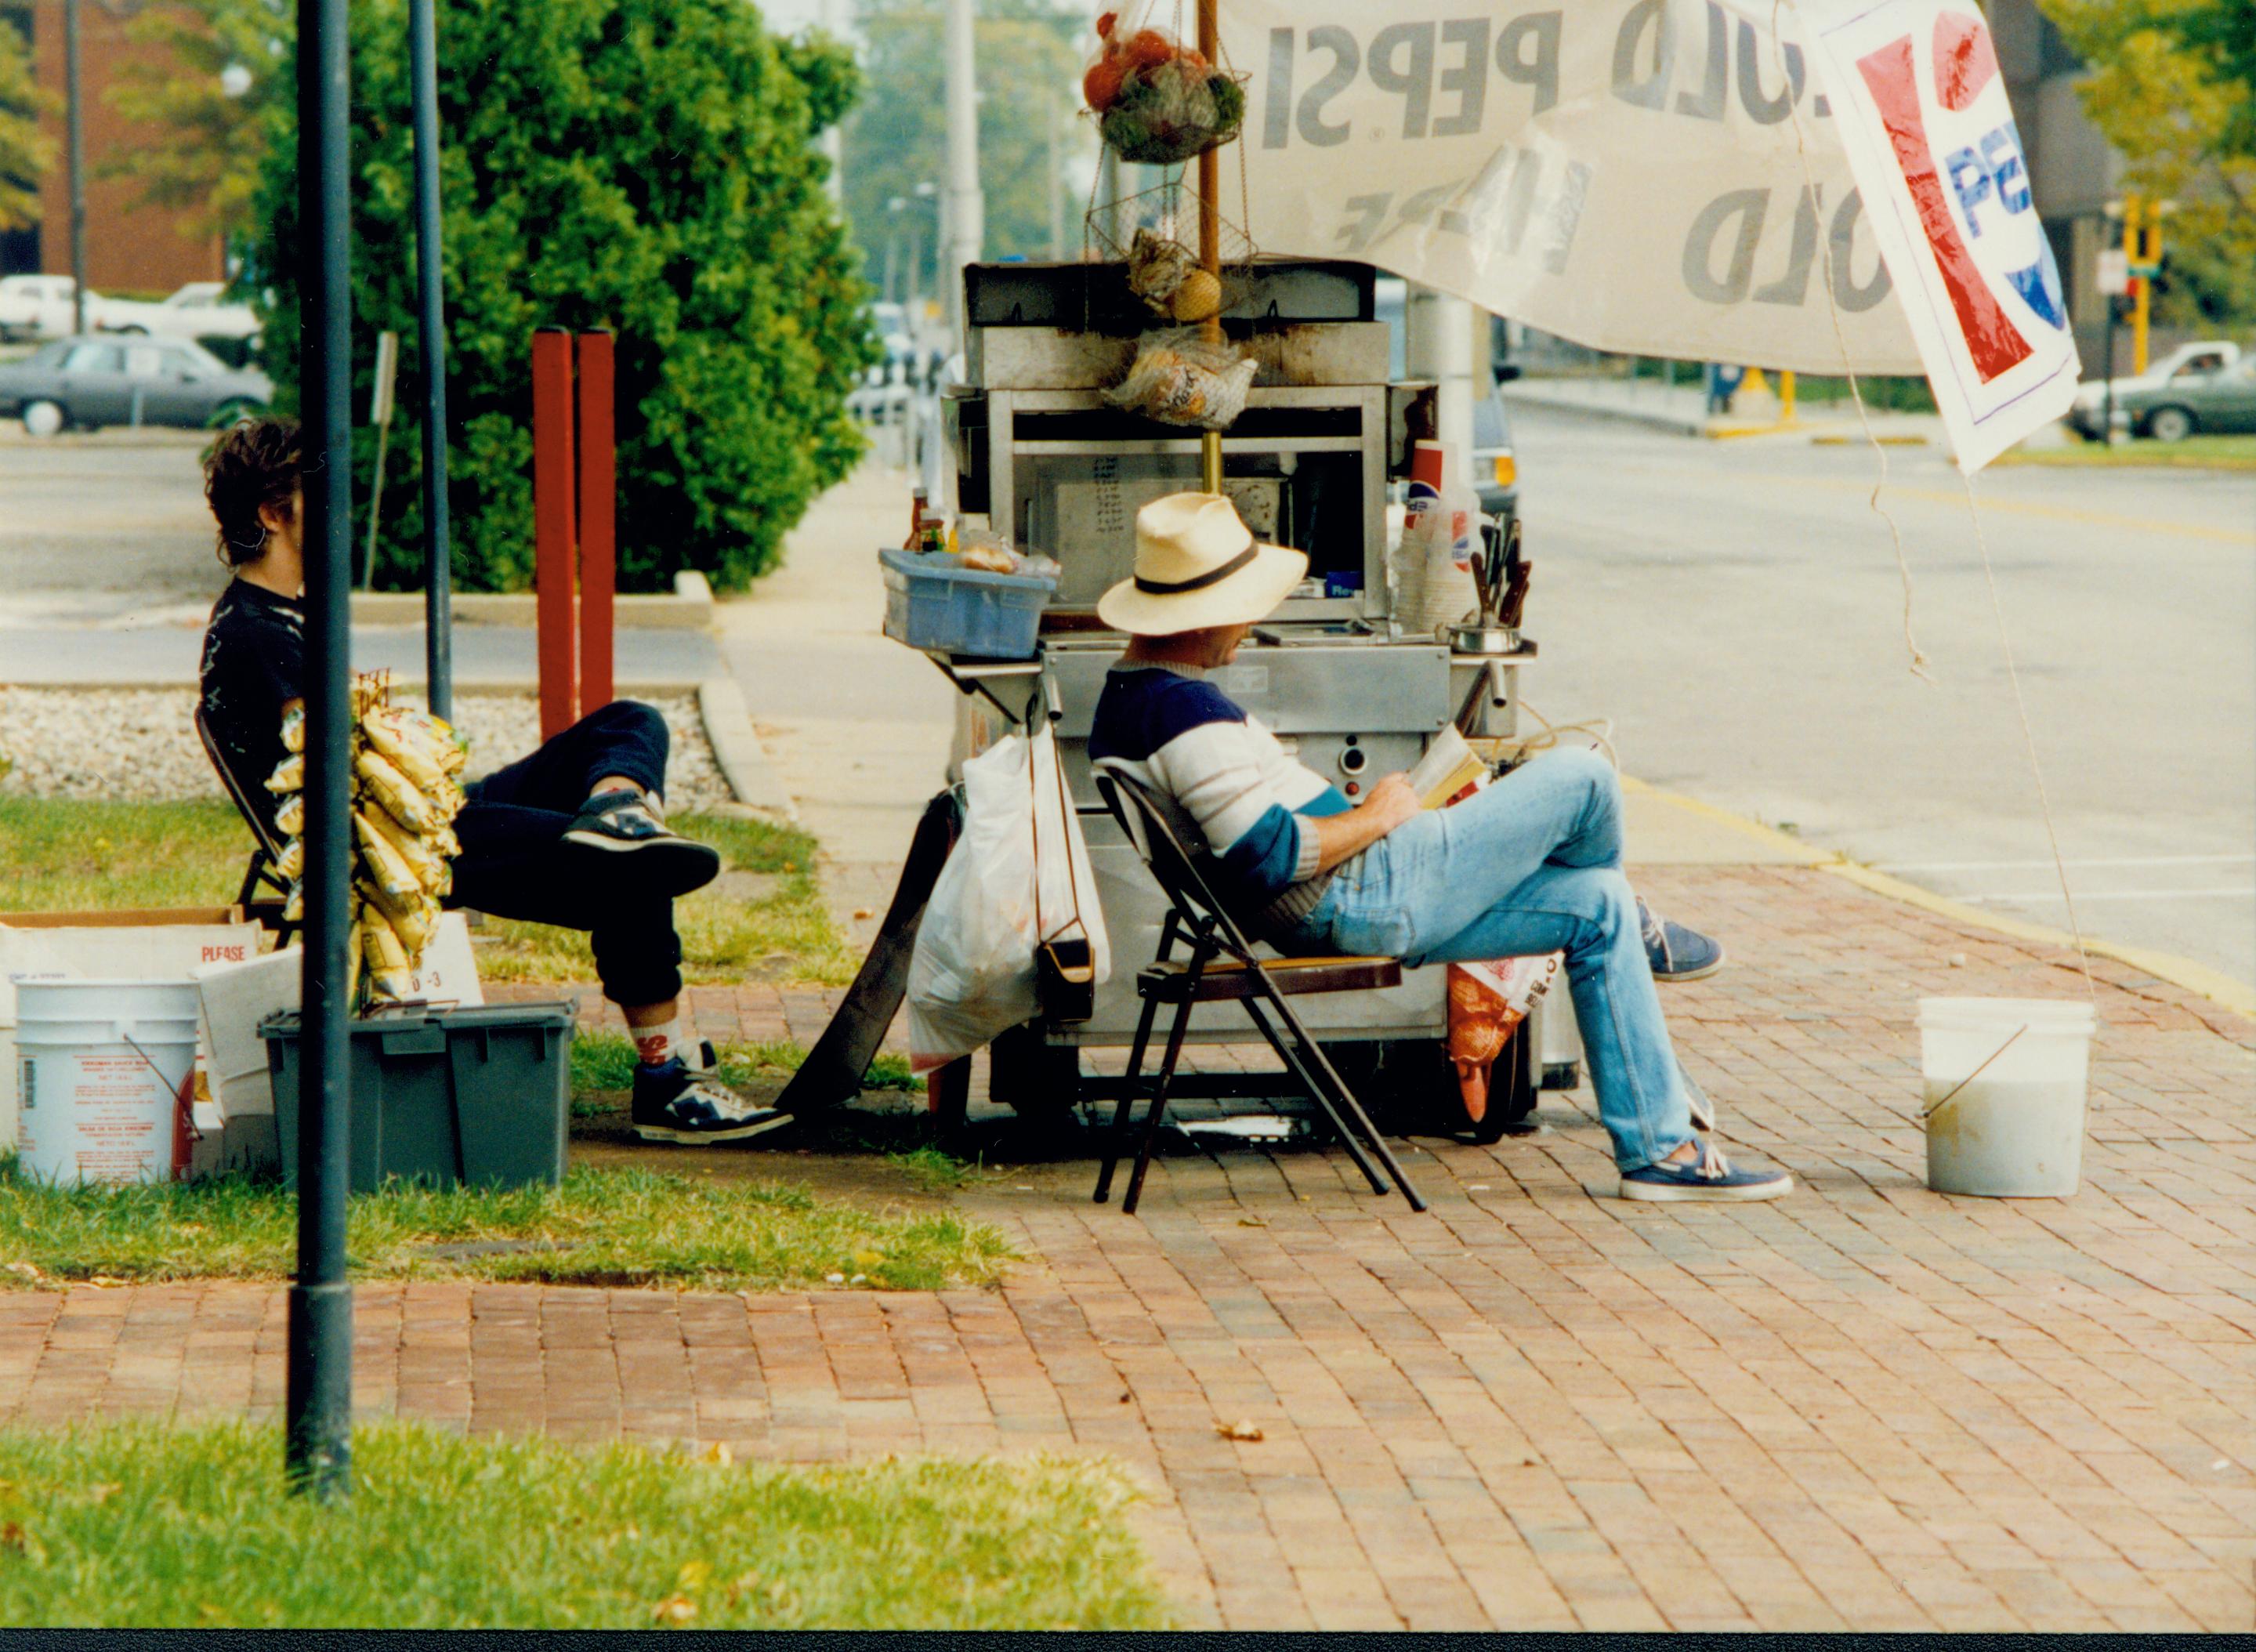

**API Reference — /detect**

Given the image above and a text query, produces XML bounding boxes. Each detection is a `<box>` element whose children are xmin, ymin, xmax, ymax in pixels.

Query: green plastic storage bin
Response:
<box><xmin>260</xmin><ymin>1002</ymin><xmax>577</xmax><ymax>1192</ymax></box>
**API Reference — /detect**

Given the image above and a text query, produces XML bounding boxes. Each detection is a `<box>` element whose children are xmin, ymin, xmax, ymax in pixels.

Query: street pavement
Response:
<box><xmin>0</xmin><ymin>429</ymin><xmax>722</xmax><ymax>687</ymax></box>
<box><xmin>1505</xmin><ymin>404</ymin><xmax>2256</xmax><ymax>987</ymax></box>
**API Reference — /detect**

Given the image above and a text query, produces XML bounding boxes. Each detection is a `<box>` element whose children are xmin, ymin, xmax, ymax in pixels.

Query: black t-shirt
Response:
<box><xmin>198</xmin><ymin>579</ymin><xmax>304</xmax><ymax>840</ymax></box>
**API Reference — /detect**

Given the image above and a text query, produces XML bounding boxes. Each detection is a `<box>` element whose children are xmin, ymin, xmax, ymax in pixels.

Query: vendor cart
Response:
<box><xmin>898</xmin><ymin>255</ymin><xmax>1546</xmax><ymax>1139</ymax></box>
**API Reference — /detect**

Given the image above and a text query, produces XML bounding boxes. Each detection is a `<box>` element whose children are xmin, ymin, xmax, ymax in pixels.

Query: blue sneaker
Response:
<box><xmin>632</xmin><ymin>1041</ymin><xmax>789</xmax><ymax>1144</ymax></box>
<box><xmin>1620</xmin><ymin>1136</ymin><xmax>1791</xmax><ymax>1202</ymax></box>
<box><xmin>1639</xmin><ymin>899</ymin><xmax>1725</xmax><ymax>983</ymax></box>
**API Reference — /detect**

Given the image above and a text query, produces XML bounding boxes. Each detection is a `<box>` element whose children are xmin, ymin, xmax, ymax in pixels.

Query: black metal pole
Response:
<box><xmin>286</xmin><ymin>0</ymin><xmax>354</xmax><ymax>1502</ymax></box>
<box><xmin>408</xmin><ymin>0</ymin><xmax>453</xmax><ymax>720</ymax></box>
<box><xmin>63</xmin><ymin>0</ymin><xmax>85</xmax><ymax>337</ymax></box>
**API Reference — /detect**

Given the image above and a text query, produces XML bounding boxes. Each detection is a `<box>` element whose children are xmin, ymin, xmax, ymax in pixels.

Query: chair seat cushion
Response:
<box><xmin>1138</xmin><ymin>954</ymin><xmax>1403</xmax><ymax>1002</ymax></box>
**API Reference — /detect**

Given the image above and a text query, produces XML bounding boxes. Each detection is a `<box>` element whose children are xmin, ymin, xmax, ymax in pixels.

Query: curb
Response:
<box><xmin>349</xmin><ymin>570</ymin><xmax>715</xmax><ymax>631</ymax></box>
<box><xmin>1500</xmin><ymin>386</ymin><xmax>1706</xmax><ymax>437</ymax></box>
<box><xmin>696</xmin><ymin>676</ymin><xmax>799</xmax><ymax>824</ymax></box>
<box><xmin>1502</xmin><ymin>386</ymin><xmax>1934</xmax><ymax>447</ymax></box>
<box><xmin>1620</xmin><ymin>775</ymin><xmax>2256</xmax><ymax>1023</ymax></box>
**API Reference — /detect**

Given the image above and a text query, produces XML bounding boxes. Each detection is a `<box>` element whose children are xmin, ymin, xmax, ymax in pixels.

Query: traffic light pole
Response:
<box><xmin>407</xmin><ymin>0</ymin><xmax>454</xmax><ymax>720</ymax></box>
<box><xmin>286</xmin><ymin>0</ymin><xmax>356</xmax><ymax>1502</ymax></box>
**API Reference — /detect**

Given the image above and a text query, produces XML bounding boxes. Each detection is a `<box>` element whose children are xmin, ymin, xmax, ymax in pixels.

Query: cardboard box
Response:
<box><xmin>2</xmin><ymin>912</ymin><xmax>265</xmax><ymax>1151</ymax></box>
<box><xmin>193</xmin><ymin>913</ymin><xmax>482</xmax><ymax>1177</ymax></box>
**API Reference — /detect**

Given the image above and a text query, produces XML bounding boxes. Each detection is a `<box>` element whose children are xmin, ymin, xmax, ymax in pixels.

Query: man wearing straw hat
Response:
<box><xmin>1088</xmin><ymin>492</ymin><xmax>1792</xmax><ymax>1201</ymax></box>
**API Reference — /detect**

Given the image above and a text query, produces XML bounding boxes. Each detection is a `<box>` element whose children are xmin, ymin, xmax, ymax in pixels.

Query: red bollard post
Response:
<box><xmin>531</xmin><ymin>328</ymin><xmax>578</xmax><ymax>741</ymax></box>
<box><xmin>575</xmin><ymin>331</ymin><xmax>616</xmax><ymax>716</ymax></box>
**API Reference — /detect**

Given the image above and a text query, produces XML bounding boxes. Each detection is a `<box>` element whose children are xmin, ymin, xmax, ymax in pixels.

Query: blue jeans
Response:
<box><xmin>1286</xmin><ymin>748</ymin><xmax>1693</xmax><ymax>1172</ymax></box>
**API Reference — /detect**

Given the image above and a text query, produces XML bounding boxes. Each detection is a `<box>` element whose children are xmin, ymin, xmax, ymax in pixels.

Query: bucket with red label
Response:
<box><xmin>16</xmin><ymin>980</ymin><xmax>200</xmax><ymax>1186</ymax></box>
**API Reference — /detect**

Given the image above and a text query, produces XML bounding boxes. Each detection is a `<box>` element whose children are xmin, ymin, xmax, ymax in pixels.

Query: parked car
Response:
<box><xmin>0</xmin><ymin>274</ymin><xmax>80</xmax><ymax>342</ymax></box>
<box><xmin>1470</xmin><ymin>376</ymin><xmax>1520</xmax><ymax>523</ymax></box>
<box><xmin>150</xmin><ymin>281</ymin><xmax>262</xmax><ymax>341</ymax></box>
<box><xmin>0</xmin><ymin>335</ymin><xmax>272</xmax><ymax>435</ymax></box>
<box><xmin>0</xmin><ymin>274</ymin><xmax>191</xmax><ymax>342</ymax></box>
<box><xmin>1375</xmin><ymin>276</ymin><xmax>1520</xmax><ymax>520</ymax></box>
<box><xmin>2066</xmin><ymin>339</ymin><xmax>2244</xmax><ymax>439</ymax></box>
<box><xmin>2098</xmin><ymin>353</ymin><xmax>2256</xmax><ymax>442</ymax></box>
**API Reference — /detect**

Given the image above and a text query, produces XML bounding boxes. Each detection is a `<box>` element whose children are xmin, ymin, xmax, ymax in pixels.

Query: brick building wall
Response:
<box><xmin>9</xmin><ymin>0</ymin><xmax>223</xmax><ymax>292</ymax></box>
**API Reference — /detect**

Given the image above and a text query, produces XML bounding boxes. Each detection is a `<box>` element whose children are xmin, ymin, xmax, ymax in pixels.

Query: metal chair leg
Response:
<box><xmin>1240</xmin><ymin>994</ymin><xmax>1392</xmax><ymax>1196</ymax></box>
<box><xmin>1258</xmin><ymin>981</ymin><xmax>1427</xmax><ymax>1212</ymax></box>
<box><xmin>1093</xmin><ymin>991</ymin><xmax>1162</xmax><ymax>1205</ymax></box>
<box><xmin>1121</xmin><ymin>995</ymin><xmax>1197</xmax><ymax>1215</ymax></box>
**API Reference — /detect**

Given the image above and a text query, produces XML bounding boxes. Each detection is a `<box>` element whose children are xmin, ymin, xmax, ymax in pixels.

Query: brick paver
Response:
<box><xmin>7</xmin><ymin>865</ymin><xmax>2253</xmax><ymax>1632</ymax></box>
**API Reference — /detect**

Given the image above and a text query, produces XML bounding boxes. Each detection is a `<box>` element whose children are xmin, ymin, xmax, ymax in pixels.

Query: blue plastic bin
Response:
<box><xmin>881</xmin><ymin>548</ymin><xmax>1055</xmax><ymax>659</ymax></box>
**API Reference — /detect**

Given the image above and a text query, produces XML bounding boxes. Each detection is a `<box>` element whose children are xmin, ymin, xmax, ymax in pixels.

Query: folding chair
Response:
<box><xmin>1092</xmin><ymin>763</ymin><xmax>1426</xmax><ymax>1215</ymax></box>
<box><xmin>194</xmin><ymin>705</ymin><xmax>296</xmax><ymax>945</ymax></box>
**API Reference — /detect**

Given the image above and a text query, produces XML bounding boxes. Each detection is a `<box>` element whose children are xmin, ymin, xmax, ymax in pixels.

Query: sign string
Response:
<box><xmin>1958</xmin><ymin>468</ymin><xmax>2098</xmax><ymax>996</ymax></box>
<box><xmin>1774</xmin><ymin>0</ymin><xmax>2095</xmax><ymax>998</ymax></box>
<box><xmin>1773</xmin><ymin>0</ymin><xmax>1932</xmax><ymax>683</ymax></box>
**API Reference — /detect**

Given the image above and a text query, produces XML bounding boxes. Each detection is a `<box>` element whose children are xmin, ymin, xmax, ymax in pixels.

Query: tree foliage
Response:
<box><xmin>843</xmin><ymin>0</ymin><xmax>1093</xmax><ymax>320</ymax></box>
<box><xmin>0</xmin><ymin>7</ymin><xmax>53</xmax><ymax>233</ymax></box>
<box><xmin>250</xmin><ymin>0</ymin><xmax>875</xmax><ymax>593</ymax></box>
<box><xmin>102</xmin><ymin>0</ymin><xmax>292</xmax><ymax>246</ymax></box>
<box><xmin>2040</xmin><ymin>0</ymin><xmax>2256</xmax><ymax>326</ymax></box>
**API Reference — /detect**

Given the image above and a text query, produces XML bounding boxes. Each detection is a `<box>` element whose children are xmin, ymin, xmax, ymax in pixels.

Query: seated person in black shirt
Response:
<box><xmin>198</xmin><ymin>416</ymin><xmax>784</xmax><ymax>1144</ymax></box>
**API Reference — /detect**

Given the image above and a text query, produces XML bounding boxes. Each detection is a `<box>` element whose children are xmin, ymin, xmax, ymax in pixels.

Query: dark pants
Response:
<box><xmin>446</xmin><ymin>701</ymin><xmax>682</xmax><ymax>1007</ymax></box>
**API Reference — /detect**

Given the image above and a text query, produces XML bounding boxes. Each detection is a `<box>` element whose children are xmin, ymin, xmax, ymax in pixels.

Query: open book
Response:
<box><xmin>1403</xmin><ymin>726</ymin><xmax>1489</xmax><ymax>811</ymax></box>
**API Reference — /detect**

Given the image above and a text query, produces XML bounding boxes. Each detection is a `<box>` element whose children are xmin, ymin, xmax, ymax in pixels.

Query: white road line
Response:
<box><xmin>1962</xmin><ymin>888</ymin><xmax>2256</xmax><ymax>904</ymax></box>
<box><xmin>1872</xmin><ymin>854</ymin><xmax>2256</xmax><ymax>873</ymax></box>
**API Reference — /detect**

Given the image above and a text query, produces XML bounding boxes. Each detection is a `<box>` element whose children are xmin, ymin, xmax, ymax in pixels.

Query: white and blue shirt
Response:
<box><xmin>1089</xmin><ymin>662</ymin><xmax>1349</xmax><ymax>908</ymax></box>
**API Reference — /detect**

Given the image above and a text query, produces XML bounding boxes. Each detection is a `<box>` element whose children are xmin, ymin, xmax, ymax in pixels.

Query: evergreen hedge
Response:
<box><xmin>252</xmin><ymin>0</ymin><xmax>875</xmax><ymax>593</ymax></box>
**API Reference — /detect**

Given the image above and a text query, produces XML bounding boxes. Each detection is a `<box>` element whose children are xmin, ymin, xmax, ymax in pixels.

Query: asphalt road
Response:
<box><xmin>0</xmin><ymin>429</ymin><xmax>227</xmax><ymax>627</ymax></box>
<box><xmin>8</xmin><ymin>416</ymin><xmax>2251</xmax><ymax>986</ymax></box>
<box><xmin>1508</xmin><ymin>407</ymin><xmax>2256</xmax><ymax>987</ymax></box>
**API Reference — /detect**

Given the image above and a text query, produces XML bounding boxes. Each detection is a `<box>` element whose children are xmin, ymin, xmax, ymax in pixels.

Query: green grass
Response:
<box><xmin>0</xmin><ymin>1157</ymin><xmax>1011</xmax><ymax>1293</ymax></box>
<box><xmin>0</xmin><ymin>799</ymin><xmax>858</xmax><ymax>987</ymax></box>
<box><xmin>0</xmin><ymin>798</ymin><xmax>248</xmax><ymax>913</ymax></box>
<box><xmin>0</xmin><ymin>1418</ymin><xmax>1171</xmax><ymax>1629</ymax></box>
<box><xmin>885</xmin><ymin>1146</ymin><xmax>980</xmax><ymax>1195</ymax></box>
<box><xmin>1995</xmin><ymin>433</ymin><xmax>2256</xmax><ymax>470</ymax></box>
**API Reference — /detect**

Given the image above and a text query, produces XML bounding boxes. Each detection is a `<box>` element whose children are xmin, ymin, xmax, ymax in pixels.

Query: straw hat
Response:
<box><xmin>1095</xmin><ymin>493</ymin><xmax>1307</xmax><ymax>636</ymax></box>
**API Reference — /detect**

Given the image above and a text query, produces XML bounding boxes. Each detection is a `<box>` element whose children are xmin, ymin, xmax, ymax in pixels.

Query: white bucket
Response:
<box><xmin>1917</xmin><ymin>997</ymin><xmax>2096</xmax><ymax>1198</ymax></box>
<box><xmin>16</xmin><ymin>979</ymin><xmax>201</xmax><ymax>1186</ymax></box>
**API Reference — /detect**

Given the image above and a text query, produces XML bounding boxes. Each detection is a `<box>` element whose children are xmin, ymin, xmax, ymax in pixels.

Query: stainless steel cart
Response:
<box><xmin>919</xmin><ymin>259</ymin><xmax>1544</xmax><ymax>1136</ymax></box>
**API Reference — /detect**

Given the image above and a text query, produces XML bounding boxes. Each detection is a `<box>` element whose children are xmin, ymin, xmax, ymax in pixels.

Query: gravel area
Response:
<box><xmin>0</xmin><ymin>690</ymin><xmax>737</xmax><ymax>813</ymax></box>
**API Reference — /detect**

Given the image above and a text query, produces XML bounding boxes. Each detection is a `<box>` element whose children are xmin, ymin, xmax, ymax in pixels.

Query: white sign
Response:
<box><xmin>2095</xmin><ymin>247</ymin><xmax>2128</xmax><ymax>298</ymax></box>
<box><xmin>1226</xmin><ymin>0</ymin><xmax>1923</xmax><ymax>374</ymax></box>
<box><xmin>1798</xmin><ymin>1</ymin><xmax>2077</xmax><ymax>467</ymax></box>
<box><xmin>1223</xmin><ymin>0</ymin><xmax>2078</xmax><ymax>469</ymax></box>
<box><xmin>370</xmin><ymin>329</ymin><xmax>400</xmax><ymax>427</ymax></box>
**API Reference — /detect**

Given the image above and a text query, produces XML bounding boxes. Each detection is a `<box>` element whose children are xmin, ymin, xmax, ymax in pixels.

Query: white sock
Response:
<box><xmin>632</xmin><ymin>1019</ymin><xmax>684</xmax><ymax>1068</ymax></box>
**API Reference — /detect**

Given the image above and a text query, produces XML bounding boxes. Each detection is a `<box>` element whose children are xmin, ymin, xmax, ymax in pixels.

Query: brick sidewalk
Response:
<box><xmin>6</xmin><ymin>865</ymin><xmax>2253</xmax><ymax>1631</ymax></box>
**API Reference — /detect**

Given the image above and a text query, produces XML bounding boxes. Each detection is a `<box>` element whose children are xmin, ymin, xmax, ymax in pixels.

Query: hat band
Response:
<box><xmin>1133</xmin><ymin>544</ymin><xmax>1258</xmax><ymax>596</ymax></box>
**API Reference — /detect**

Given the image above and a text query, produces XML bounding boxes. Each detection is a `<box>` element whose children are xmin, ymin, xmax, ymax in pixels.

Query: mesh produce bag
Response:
<box><xmin>1105</xmin><ymin>326</ymin><xmax>1256</xmax><ymax>431</ymax></box>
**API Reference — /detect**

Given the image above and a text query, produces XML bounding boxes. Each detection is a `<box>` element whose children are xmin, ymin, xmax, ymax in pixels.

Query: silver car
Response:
<box><xmin>0</xmin><ymin>335</ymin><xmax>272</xmax><ymax>436</ymax></box>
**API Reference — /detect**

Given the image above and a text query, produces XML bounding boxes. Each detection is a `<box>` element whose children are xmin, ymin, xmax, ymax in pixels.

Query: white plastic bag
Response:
<box><xmin>907</xmin><ymin>726</ymin><xmax>1110</xmax><ymax>1073</ymax></box>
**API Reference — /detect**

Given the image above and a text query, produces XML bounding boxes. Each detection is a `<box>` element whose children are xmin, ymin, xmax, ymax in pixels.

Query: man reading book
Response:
<box><xmin>1087</xmin><ymin>491</ymin><xmax>1791</xmax><ymax>1202</ymax></box>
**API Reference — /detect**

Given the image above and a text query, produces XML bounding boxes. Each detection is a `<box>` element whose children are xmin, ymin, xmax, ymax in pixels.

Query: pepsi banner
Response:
<box><xmin>1223</xmin><ymin>0</ymin><xmax>2079</xmax><ymax>468</ymax></box>
<box><xmin>1806</xmin><ymin>0</ymin><xmax>2078</xmax><ymax>468</ymax></box>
